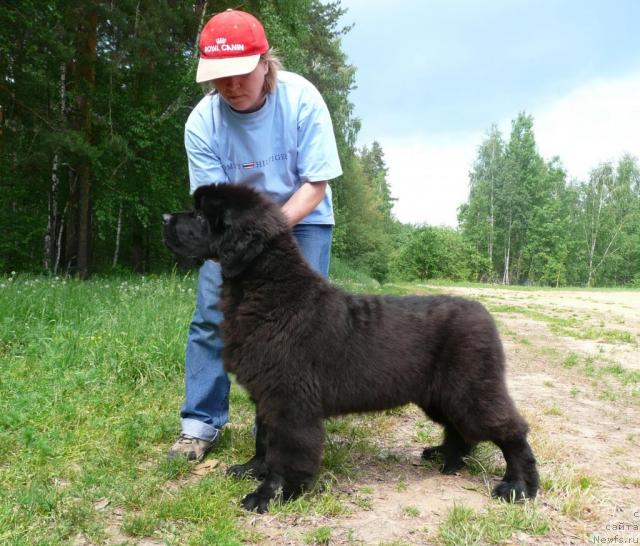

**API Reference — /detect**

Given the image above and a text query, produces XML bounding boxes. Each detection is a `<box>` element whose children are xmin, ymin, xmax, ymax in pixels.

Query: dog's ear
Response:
<box><xmin>193</xmin><ymin>185</ymin><xmax>209</xmax><ymax>211</ymax></box>
<box><xmin>217</xmin><ymin>193</ymin><xmax>289</xmax><ymax>278</ymax></box>
<box><xmin>218</xmin><ymin>209</ymin><xmax>267</xmax><ymax>277</ymax></box>
<box><xmin>194</xmin><ymin>184</ymin><xmax>227</xmax><ymax>234</ymax></box>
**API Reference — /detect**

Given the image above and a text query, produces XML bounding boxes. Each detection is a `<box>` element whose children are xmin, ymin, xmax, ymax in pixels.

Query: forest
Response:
<box><xmin>1</xmin><ymin>1</ymin><xmax>639</xmax><ymax>287</ymax></box>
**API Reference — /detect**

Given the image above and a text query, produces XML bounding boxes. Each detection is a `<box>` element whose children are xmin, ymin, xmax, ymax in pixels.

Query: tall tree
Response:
<box><xmin>359</xmin><ymin>141</ymin><xmax>396</xmax><ymax>222</ymax></box>
<box><xmin>64</xmin><ymin>2</ymin><xmax>97</xmax><ymax>278</ymax></box>
<box><xmin>523</xmin><ymin>158</ymin><xmax>570</xmax><ymax>286</ymax></box>
<box><xmin>497</xmin><ymin>112</ymin><xmax>545</xmax><ymax>284</ymax></box>
<box><xmin>459</xmin><ymin>125</ymin><xmax>505</xmax><ymax>278</ymax></box>
<box><xmin>576</xmin><ymin>157</ymin><xmax>639</xmax><ymax>286</ymax></box>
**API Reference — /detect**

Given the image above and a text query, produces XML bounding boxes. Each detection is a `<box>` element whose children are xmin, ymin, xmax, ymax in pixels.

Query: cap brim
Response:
<box><xmin>196</xmin><ymin>54</ymin><xmax>261</xmax><ymax>83</ymax></box>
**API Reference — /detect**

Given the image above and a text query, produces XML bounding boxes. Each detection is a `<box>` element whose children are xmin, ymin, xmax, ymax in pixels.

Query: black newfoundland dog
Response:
<box><xmin>163</xmin><ymin>183</ymin><xmax>538</xmax><ymax>513</ymax></box>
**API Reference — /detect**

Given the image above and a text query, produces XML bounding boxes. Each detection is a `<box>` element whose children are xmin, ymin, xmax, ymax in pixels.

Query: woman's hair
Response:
<box><xmin>261</xmin><ymin>48</ymin><xmax>282</xmax><ymax>94</ymax></box>
<box><xmin>205</xmin><ymin>48</ymin><xmax>283</xmax><ymax>95</ymax></box>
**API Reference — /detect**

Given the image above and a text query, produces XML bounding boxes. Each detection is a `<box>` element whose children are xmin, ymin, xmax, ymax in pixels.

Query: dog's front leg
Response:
<box><xmin>241</xmin><ymin>414</ymin><xmax>324</xmax><ymax>512</ymax></box>
<box><xmin>240</xmin><ymin>470</ymin><xmax>284</xmax><ymax>513</ymax></box>
<box><xmin>227</xmin><ymin>412</ymin><xmax>269</xmax><ymax>480</ymax></box>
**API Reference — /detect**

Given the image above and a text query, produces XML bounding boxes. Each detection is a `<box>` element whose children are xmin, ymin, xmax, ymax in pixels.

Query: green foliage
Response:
<box><xmin>392</xmin><ymin>225</ymin><xmax>490</xmax><ymax>282</ymax></box>
<box><xmin>1</xmin><ymin>0</ymin><xmax>381</xmax><ymax>277</ymax></box>
<box><xmin>460</xmin><ymin>113</ymin><xmax>640</xmax><ymax>287</ymax></box>
<box><xmin>458</xmin><ymin>124</ymin><xmax>504</xmax><ymax>276</ymax></box>
<box><xmin>572</xmin><ymin>155</ymin><xmax>640</xmax><ymax>286</ymax></box>
<box><xmin>332</xmin><ymin>147</ymin><xmax>398</xmax><ymax>283</ymax></box>
<box><xmin>329</xmin><ymin>256</ymin><xmax>383</xmax><ymax>292</ymax></box>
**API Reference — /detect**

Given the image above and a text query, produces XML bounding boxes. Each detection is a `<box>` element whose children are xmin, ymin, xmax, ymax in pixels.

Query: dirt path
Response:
<box><xmin>243</xmin><ymin>287</ymin><xmax>640</xmax><ymax>545</ymax></box>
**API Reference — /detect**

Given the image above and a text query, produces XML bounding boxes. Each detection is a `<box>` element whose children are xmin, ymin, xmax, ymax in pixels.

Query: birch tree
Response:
<box><xmin>579</xmin><ymin>157</ymin><xmax>638</xmax><ymax>286</ymax></box>
<box><xmin>498</xmin><ymin>113</ymin><xmax>545</xmax><ymax>284</ymax></box>
<box><xmin>459</xmin><ymin>125</ymin><xmax>504</xmax><ymax>278</ymax></box>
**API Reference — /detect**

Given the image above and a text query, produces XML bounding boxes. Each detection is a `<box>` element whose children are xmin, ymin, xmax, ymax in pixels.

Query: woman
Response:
<box><xmin>168</xmin><ymin>9</ymin><xmax>342</xmax><ymax>461</ymax></box>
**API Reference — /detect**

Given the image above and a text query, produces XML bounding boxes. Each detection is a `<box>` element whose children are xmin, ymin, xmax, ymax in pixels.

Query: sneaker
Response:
<box><xmin>167</xmin><ymin>433</ymin><xmax>217</xmax><ymax>462</ymax></box>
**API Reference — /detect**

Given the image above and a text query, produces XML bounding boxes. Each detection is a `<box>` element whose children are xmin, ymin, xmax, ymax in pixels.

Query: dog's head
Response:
<box><xmin>163</xmin><ymin>183</ymin><xmax>289</xmax><ymax>277</ymax></box>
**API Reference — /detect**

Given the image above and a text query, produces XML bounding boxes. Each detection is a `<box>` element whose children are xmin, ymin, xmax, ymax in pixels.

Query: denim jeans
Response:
<box><xmin>180</xmin><ymin>224</ymin><xmax>333</xmax><ymax>441</ymax></box>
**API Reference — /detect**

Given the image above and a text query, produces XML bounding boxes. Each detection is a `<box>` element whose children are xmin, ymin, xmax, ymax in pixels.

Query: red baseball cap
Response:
<box><xmin>196</xmin><ymin>9</ymin><xmax>269</xmax><ymax>83</ymax></box>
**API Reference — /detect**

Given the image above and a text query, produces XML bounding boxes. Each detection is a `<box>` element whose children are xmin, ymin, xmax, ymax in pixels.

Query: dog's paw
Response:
<box><xmin>492</xmin><ymin>480</ymin><xmax>529</xmax><ymax>502</ymax></box>
<box><xmin>241</xmin><ymin>491</ymin><xmax>272</xmax><ymax>513</ymax></box>
<box><xmin>282</xmin><ymin>484</ymin><xmax>305</xmax><ymax>501</ymax></box>
<box><xmin>421</xmin><ymin>445</ymin><xmax>443</xmax><ymax>460</ymax></box>
<box><xmin>226</xmin><ymin>457</ymin><xmax>268</xmax><ymax>480</ymax></box>
<box><xmin>441</xmin><ymin>458</ymin><xmax>465</xmax><ymax>475</ymax></box>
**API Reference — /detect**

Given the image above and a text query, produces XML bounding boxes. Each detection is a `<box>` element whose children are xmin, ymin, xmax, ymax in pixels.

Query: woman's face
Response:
<box><xmin>213</xmin><ymin>61</ymin><xmax>269</xmax><ymax>112</ymax></box>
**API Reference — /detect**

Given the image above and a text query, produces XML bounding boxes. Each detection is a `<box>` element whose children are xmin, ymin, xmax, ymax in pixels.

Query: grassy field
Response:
<box><xmin>1</xmin><ymin>271</ymin><xmax>638</xmax><ymax>545</ymax></box>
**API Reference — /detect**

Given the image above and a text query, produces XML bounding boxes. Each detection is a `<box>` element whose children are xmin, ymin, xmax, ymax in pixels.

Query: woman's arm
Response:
<box><xmin>281</xmin><ymin>181</ymin><xmax>328</xmax><ymax>226</ymax></box>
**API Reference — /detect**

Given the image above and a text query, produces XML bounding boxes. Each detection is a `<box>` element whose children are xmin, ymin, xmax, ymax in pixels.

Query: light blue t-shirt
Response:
<box><xmin>184</xmin><ymin>71</ymin><xmax>342</xmax><ymax>224</ymax></box>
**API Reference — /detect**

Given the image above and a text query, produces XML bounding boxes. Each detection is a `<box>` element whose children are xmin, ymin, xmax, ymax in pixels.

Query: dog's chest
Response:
<box><xmin>221</xmin><ymin>305</ymin><xmax>310</xmax><ymax>404</ymax></box>
<box><xmin>220</xmin><ymin>297</ymin><xmax>288</xmax><ymax>372</ymax></box>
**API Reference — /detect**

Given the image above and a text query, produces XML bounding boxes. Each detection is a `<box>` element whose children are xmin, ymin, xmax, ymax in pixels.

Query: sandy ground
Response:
<box><xmin>242</xmin><ymin>287</ymin><xmax>640</xmax><ymax>545</ymax></box>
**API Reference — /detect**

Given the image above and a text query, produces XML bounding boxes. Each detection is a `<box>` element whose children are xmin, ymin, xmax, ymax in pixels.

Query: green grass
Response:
<box><xmin>303</xmin><ymin>526</ymin><xmax>332</xmax><ymax>545</ymax></box>
<box><xmin>418</xmin><ymin>279</ymin><xmax>640</xmax><ymax>293</ymax></box>
<box><xmin>489</xmin><ymin>303</ymin><xmax>637</xmax><ymax>345</ymax></box>
<box><xmin>564</xmin><ymin>353</ymin><xmax>640</xmax><ymax>389</ymax></box>
<box><xmin>329</xmin><ymin>257</ymin><xmax>383</xmax><ymax>292</ymax></box>
<box><xmin>538</xmin><ymin>466</ymin><xmax>597</xmax><ymax>520</ymax></box>
<box><xmin>330</xmin><ymin>258</ymin><xmax>410</xmax><ymax>296</ymax></box>
<box><xmin>437</xmin><ymin>501</ymin><xmax>549</xmax><ymax>545</ymax></box>
<box><xmin>401</xmin><ymin>505</ymin><xmax>420</xmax><ymax>518</ymax></box>
<box><xmin>0</xmin><ymin>273</ymin><xmax>258</xmax><ymax>544</ymax></box>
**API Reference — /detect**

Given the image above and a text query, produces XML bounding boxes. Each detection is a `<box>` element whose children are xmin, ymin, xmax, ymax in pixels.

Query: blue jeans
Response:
<box><xmin>180</xmin><ymin>224</ymin><xmax>333</xmax><ymax>441</ymax></box>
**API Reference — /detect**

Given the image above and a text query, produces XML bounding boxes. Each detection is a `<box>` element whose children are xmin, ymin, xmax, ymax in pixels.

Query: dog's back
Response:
<box><xmin>315</xmin><ymin>292</ymin><xmax>505</xmax><ymax>418</ymax></box>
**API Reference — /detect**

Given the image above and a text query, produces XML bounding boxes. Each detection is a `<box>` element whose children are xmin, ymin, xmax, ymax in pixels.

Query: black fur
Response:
<box><xmin>163</xmin><ymin>183</ymin><xmax>539</xmax><ymax>513</ymax></box>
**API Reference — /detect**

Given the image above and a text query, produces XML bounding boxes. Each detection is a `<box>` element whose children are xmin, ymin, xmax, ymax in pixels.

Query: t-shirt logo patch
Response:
<box><xmin>225</xmin><ymin>154</ymin><xmax>288</xmax><ymax>171</ymax></box>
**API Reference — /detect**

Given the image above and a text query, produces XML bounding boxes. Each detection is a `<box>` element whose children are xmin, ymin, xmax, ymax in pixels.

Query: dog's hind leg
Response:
<box><xmin>492</xmin><ymin>435</ymin><xmax>539</xmax><ymax>501</ymax></box>
<box><xmin>422</xmin><ymin>423</ymin><xmax>475</xmax><ymax>474</ymax></box>
<box><xmin>227</xmin><ymin>413</ymin><xmax>269</xmax><ymax>480</ymax></box>
<box><xmin>444</xmin><ymin>402</ymin><xmax>538</xmax><ymax>501</ymax></box>
<box><xmin>460</xmin><ymin>403</ymin><xmax>539</xmax><ymax>501</ymax></box>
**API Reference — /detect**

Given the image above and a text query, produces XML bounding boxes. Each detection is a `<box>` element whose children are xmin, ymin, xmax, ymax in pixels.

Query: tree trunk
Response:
<box><xmin>502</xmin><ymin>242</ymin><xmax>511</xmax><ymax>285</ymax></box>
<box><xmin>44</xmin><ymin>151</ymin><xmax>60</xmax><ymax>271</ymax></box>
<box><xmin>585</xmin><ymin>172</ymin><xmax>605</xmax><ymax>287</ymax></box>
<box><xmin>130</xmin><ymin>219</ymin><xmax>146</xmax><ymax>273</ymax></box>
<box><xmin>488</xmin><ymin>140</ymin><xmax>496</xmax><ymax>264</ymax></box>
<box><xmin>54</xmin><ymin>202</ymin><xmax>68</xmax><ymax>276</ymax></box>
<box><xmin>65</xmin><ymin>169</ymin><xmax>79</xmax><ymax>271</ymax></box>
<box><xmin>64</xmin><ymin>5</ymin><xmax>97</xmax><ymax>278</ymax></box>
<box><xmin>502</xmin><ymin>214</ymin><xmax>512</xmax><ymax>285</ymax></box>
<box><xmin>112</xmin><ymin>201</ymin><xmax>123</xmax><ymax>268</ymax></box>
<box><xmin>44</xmin><ymin>63</ymin><xmax>66</xmax><ymax>273</ymax></box>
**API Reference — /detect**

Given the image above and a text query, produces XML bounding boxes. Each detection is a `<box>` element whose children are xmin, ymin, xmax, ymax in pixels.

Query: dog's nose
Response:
<box><xmin>162</xmin><ymin>214</ymin><xmax>172</xmax><ymax>225</ymax></box>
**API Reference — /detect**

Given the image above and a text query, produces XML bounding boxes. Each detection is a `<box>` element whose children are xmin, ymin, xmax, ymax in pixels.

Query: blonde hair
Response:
<box><xmin>204</xmin><ymin>48</ymin><xmax>283</xmax><ymax>95</ymax></box>
<box><xmin>261</xmin><ymin>48</ymin><xmax>282</xmax><ymax>94</ymax></box>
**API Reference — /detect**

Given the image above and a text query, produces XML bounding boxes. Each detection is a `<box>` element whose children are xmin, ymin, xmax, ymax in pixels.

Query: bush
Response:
<box><xmin>391</xmin><ymin>226</ymin><xmax>490</xmax><ymax>282</ymax></box>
